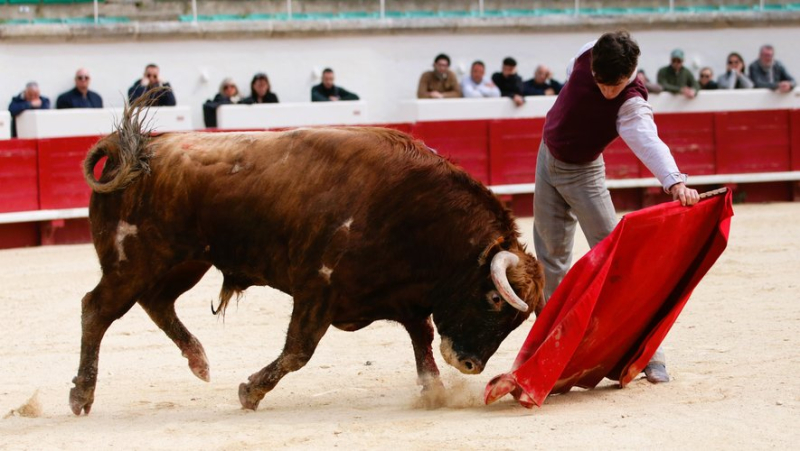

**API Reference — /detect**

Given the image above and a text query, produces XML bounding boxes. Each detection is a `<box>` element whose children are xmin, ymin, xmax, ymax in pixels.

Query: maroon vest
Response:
<box><xmin>543</xmin><ymin>49</ymin><xmax>648</xmax><ymax>164</ymax></box>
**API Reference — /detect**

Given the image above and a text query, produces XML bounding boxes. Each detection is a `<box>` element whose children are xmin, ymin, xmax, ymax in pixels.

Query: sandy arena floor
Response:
<box><xmin>0</xmin><ymin>202</ymin><xmax>798</xmax><ymax>449</ymax></box>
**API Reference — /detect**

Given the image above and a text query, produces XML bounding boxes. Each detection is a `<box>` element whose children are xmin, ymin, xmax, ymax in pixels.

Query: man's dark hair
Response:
<box><xmin>472</xmin><ymin>60</ymin><xmax>485</xmax><ymax>68</ymax></box>
<box><xmin>322</xmin><ymin>68</ymin><xmax>334</xmax><ymax>75</ymax></box>
<box><xmin>591</xmin><ymin>31</ymin><xmax>640</xmax><ymax>85</ymax></box>
<box><xmin>502</xmin><ymin>57</ymin><xmax>517</xmax><ymax>67</ymax></box>
<box><xmin>145</xmin><ymin>63</ymin><xmax>159</xmax><ymax>70</ymax></box>
<box><xmin>434</xmin><ymin>53</ymin><xmax>451</xmax><ymax>65</ymax></box>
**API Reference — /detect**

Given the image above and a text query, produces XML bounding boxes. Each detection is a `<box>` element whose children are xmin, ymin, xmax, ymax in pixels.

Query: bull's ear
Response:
<box><xmin>486</xmin><ymin>290</ymin><xmax>504</xmax><ymax>312</ymax></box>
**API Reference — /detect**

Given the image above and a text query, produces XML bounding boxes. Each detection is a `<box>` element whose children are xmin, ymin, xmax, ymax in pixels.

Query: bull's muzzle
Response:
<box><xmin>439</xmin><ymin>337</ymin><xmax>485</xmax><ymax>375</ymax></box>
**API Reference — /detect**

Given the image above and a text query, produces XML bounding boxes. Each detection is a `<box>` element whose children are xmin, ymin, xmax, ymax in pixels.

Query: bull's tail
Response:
<box><xmin>83</xmin><ymin>88</ymin><xmax>169</xmax><ymax>193</ymax></box>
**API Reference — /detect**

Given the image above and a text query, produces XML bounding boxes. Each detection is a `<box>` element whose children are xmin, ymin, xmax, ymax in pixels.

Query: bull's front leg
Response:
<box><xmin>238</xmin><ymin>289</ymin><xmax>334</xmax><ymax>411</ymax></box>
<box><xmin>403</xmin><ymin>317</ymin><xmax>446</xmax><ymax>408</ymax></box>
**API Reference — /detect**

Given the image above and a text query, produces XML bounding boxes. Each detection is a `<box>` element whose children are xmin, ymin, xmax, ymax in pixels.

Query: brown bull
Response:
<box><xmin>70</xmin><ymin>101</ymin><xmax>544</xmax><ymax>415</ymax></box>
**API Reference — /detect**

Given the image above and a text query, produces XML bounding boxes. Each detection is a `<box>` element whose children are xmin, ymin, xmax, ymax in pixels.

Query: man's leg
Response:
<box><xmin>533</xmin><ymin>141</ymin><xmax>578</xmax><ymax>303</ymax></box>
<box><xmin>554</xmin><ymin>155</ymin><xmax>669</xmax><ymax>383</ymax></box>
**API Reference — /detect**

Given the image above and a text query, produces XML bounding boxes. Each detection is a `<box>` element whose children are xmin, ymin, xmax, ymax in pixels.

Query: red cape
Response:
<box><xmin>485</xmin><ymin>190</ymin><xmax>733</xmax><ymax>408</ymax></box>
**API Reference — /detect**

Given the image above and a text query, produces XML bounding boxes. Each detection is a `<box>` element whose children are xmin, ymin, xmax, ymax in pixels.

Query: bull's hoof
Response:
<box><xmin>420</xmin><ymin>381</ymin><xmax>447</xmax><ymax>409</ymax></box>
<box><xmin>238</xmin><ymin>383</ymin><xmax>262</xmax><ymax>411</ymax></box>
<box><xmin>182</xmin><ymin>342</ymin><xmax>211</xmax><ymax>382</ymax></box>
<box><xmin>69</xmin><ymin>386</ymin><xmax>94</xmax><ymax>416</ymax></box>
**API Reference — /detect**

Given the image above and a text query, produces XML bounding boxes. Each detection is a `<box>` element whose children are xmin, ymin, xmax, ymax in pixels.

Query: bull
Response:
<box><xmin>70</xmin><ymin>101</ymin><xmax>544</xmax><ymax>415</ymax></box>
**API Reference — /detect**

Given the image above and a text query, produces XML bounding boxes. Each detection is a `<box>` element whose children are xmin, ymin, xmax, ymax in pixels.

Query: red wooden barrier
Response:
<box><xmin>0</xmin><ymin>139</ymin><xmax>39</xmax><ymax>213</ymax></box>
<box><xmin>656</xmin><ymin>112</ymin><xmax>717</xmax><ymax>176</ymax></box>
<box><xmin>487</xmin><ymin>118</ymin><xmax>543</xmax><ymax>186</ymax></box>
<box><xmin>37</xmin><ymin>136</ymin><xmax>101</xmax><ymax>209</ymax></box>
<box><xmin>411</xmin><ymin>120</ymin><xmax>490</xmax><ymax>184</ymax></box>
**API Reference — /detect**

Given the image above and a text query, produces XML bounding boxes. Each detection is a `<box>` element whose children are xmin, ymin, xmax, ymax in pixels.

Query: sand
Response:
<box><xmin>0</xmin><ymin>202</ymin><xmax>798</xmax><ymax>450</ymax></box>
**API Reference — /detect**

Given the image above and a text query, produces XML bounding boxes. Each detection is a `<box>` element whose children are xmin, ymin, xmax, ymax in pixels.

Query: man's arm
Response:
<box><xmin>8</xmin><ymin>97</ymin><xmax>30</xmax><ymax>117</ymax></box>
<box><xmin>338</xmin><ymin>87</ymin><xmax>359</xmax><ymax>101</ymax></box>
<box><xmin>479</xmin><ymin>83</ymin><xmax>501</xmax><ymax>97</ymax></box>
<box><xmin>441</xmin><ymin>73</ymin><xmax>462</xmax><ymax>98</ymax></box>
<box><xmin>311</xmin><ymin>85</ymin><xmax>329</xmax><ymax>102</ymax></box>
<box><xmin>56</xmin><ymin>93</ymin><xmax>70</xmax><ymax>109</ymax></box>
<box><xmin>417</xmin><ymin>73</ymin><xmax>431</xmax><ymax>99</ymax></box>
<box><xmin>461</xmin><ymin>79</ymin><xmax>480</xmax><ymax>98</ymax></box>
<box><xmin>776</xmin><ymin>61</ymin><xmax>797</xmax><ymax>88</ymax></box>
<box><xmin>656</xmin><ymin>67</ymin><xmax>682</xmax><ymax>93</ymax></box>
<box><xmin>686</xmin><ymin>70</ymin><xmax>700</xmax><ymax>91</ymax></box>
<box><xmin>40</xmin><ymin>97</ymin><xmax>51</xmax><ymax>110</ymax></box>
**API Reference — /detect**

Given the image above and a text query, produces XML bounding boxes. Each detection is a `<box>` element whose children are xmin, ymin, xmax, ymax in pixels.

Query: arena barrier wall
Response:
<box><xmin>1</xmin><ymin>90</ymin><xmax>799</xmax><ymax>248</ymax></box>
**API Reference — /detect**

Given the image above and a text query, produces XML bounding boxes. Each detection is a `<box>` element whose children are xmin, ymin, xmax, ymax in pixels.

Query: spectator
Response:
<box><xmin>636</xmin><ymin>69</ymin><xmax>663</xmax><ymax>93</ymax></box>
<box><xmin>311</xmin><ymin>68</ymin><xmax>359</xmax><ymax>102</ymax></box>
<box><xmin>8</xmin><ymin>81</ymin><xmax>50</xmax><ymax>137</ymax></box>
<box><xmin>417</xmin><ymin>53</ymin><xmax>462</xmax><ymax>99</ymax></box>
<box><xmin>748</xmin><ymin>45</ymin><xmax>796</xmax><ymax>93</ymax></box>
<box><xmin>492</xmin><ymin>57</ymin><xmax>525</xmax><ymax>106</ymax></box>
<box><xmin>698</xmin><ymin>67</ymin><xmax>718</xmax><ymax>90</ymax></box>
<box><xmin>56</xmin><ymin>68</ymin><xmax>103</xmax><ymax>109</ymax></box>
<box><xmin>657</xmin><ymin>49</ymin><xmax>699</xmax><ymax>99</ymax></box>
<box><xmin>241</xmin><ymin>72</ymin><xmax>279</xmax><ymax>104</ymax></box>
<box><xmin>717</xmin><ymin>52</ymin><xmax>753</xmax><ymax>90</ymax></box>
<box><xmin>128</xmin><ymin>63</ymin><xmax>177</xmax><ymax>106</ymax></box>
<box><xmin>522</xmin><ymin>65</ymin><xmax>563</xmax><ymax>96</ymax></box>
<box><xmin>461</xmin><ymin>60</ymin><xmax>500</xmax><ymax>98</ymax></box>
<box><xmin>202</xmin><ymin>77</ymin><xmax>242</xmax><ymax>128</ymax></box>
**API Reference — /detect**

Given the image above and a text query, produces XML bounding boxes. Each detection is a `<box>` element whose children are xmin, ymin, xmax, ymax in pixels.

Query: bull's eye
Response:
<box><xmin>487</xmin><ymin>290</ymin><xmax>503</xmax><ymax>311</ymax></box>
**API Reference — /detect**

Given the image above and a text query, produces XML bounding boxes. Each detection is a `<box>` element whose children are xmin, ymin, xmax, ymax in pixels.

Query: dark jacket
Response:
<box><xmin>700</xmin><ymin>80</ymin><xmax>719</xmax><ymax>90</ymax></box>
<box><xmin>491</xmin><ymin>72</ymin><xmax>524</xmax><ymax>98</ymax></box>
<box><xmin>8</xmin><ymin>93</ymin><xmax>51</xmax><ymax>138</ymax></box>
<box><xmin>748</xmin><ymin>60</ymin><xmax>796</xmax><ymax>90</ymax></box>
<box><xmin>311</xmin><ymin>84</ymin><xmax>359</xmax><ymax>102</ymax></box>
<box><xmin>522</xmin><ymin>78</ymin><xmax>563</xmax><ymax>96</ymax></box>
<box><xmin>56</xmin><ymin>88</ymin><xmax>103</xmax><ymax>109</ymax></box>
<box><xmin>202</xmin><ymin>93</ymin><xmax>242</xmax><ymax>128</ymax></box>
<box><xmin>128</xmin><ymin>80</ymin><xmax>177</xmax><ymax>106</ymax></box>
<box><xmin>241</xmin><ymin>92</ymin><xmax>279</xmax><ymax>104</ymax></box>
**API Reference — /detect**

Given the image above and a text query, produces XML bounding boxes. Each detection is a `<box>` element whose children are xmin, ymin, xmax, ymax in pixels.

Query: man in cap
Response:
<box><xmin>657</xmin><ymin>49</ymin><xmax>699</xmax><ymax>99</ymax></box>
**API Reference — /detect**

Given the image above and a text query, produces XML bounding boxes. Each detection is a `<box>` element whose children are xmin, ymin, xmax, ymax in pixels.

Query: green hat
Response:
<box><xmin>670</xmin><ymin>49</ymin><xmax>685</xmax><ymax>61</ymax></box>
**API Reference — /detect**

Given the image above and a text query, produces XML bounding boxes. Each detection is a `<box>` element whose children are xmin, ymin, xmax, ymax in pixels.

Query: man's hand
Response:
<box><xmin>669</xmin><ymin>182</ymin><xmax>700</xmax><ymax>206</ymax></box>
<box><xmin>329</xmin><ymin>96</ymin><xmax>340</xmax><ymax>101</ymax></box>
<box><xmin>429</xmin><ymin>91</ymin><xmax>444</xmax><ymax>99</ymax></box>
<box><xmin>778</xmin><ymin>81</ymin><xmax>793</xmax><ymax>93</ymax></box>
<box><xmin>680</xmin><ymin>86</ymin><xmax>696</xmax><ymax>99</ymax></box>
<box><xmin>544</xmin><ymin>88</ymin><xmax>556</xmax><ymax>96</ymax></box>
<box><xmin>140</xmin><ymin>77</ymin><xmax>150</xmax><ymax>88</ymax></box>
<box><xmin>30</xmin><ymin>98</ymin><xmax>42</xmax><ymax>108</ymax></box>
<box><xmin>512</xmin><ymin>94</ymin><xmax>525</xmax><ymax>107</ymax></box>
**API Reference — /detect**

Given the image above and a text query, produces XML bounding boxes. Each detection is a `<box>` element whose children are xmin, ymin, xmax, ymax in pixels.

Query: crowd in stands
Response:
<box><xmin>6</xmin><ymin>44</ymin><xmax>796</xmax><ymax>136</ymax></box>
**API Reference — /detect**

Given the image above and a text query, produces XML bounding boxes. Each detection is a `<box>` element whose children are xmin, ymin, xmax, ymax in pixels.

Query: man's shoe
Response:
<box><xmin>644</xmin><ymin>362</ymin><xmax>670</xmax><ymax>383</ymax></box>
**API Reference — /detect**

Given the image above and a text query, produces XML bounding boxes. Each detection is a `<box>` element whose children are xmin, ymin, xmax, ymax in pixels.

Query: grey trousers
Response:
<box><xmin>532</xmin><ymin>140</ymin><xmax>665</xmax><ymax>366</ymax></box>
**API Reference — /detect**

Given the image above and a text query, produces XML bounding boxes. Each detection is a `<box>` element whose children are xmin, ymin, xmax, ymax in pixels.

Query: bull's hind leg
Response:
<box><xmin>70</xmin><ymin>275</ymin><xmax>145</xmax><ymax>415</ymax></box>
<box><xmin>138</xmin><ymin>261</ymin><xmax>212</xmax><ymax>382</ymax></box>
<box><xmin>238</xmin><ymin>285</ymin><xmax>335</xmax><ymax>411</ymax></box>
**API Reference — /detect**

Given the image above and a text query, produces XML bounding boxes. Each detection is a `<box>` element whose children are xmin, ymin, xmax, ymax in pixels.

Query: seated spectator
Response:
<box><xmin>202</xmin><ymin>77</ymin><xmax>242</xmax><ymax>128</ymax></box>
<box><xmin>698</xmin><ymin>67</ymin><xmax>718</xmax><ymax>90</ymax></box>
<box><xmin>717</xmin><ymin>52</ymin><xmax>753</xmax><ymax>90</ymax></box>
<box><xmin>522</xmin><ymin>65</ymin><xmax>563</xmax><ymax>96</ymax></box>
<box><xmin>461</xmin><ymin>60</ymin><xmax>500</xmax><ymax>98</ymax></box>
<box><xmin>311</xmin><ymin>68</ymin><xmax>359</xmax><ymax>102</ymax></box>
<box><xmin>8</xmin><ymin>81</ymin><xmax>50</xmax><ymax>137</ymax></box>
<box><xmin>241</xmin><ymin>73</ymin><xmax>279</xmax><ymax>104</ymax></box>
<box><xmin>492</xmin><ymin>57</ymin><xmax>525</xmax><ymax>106</ymax></box>
<box><xmin>748</xmin><ymin>45</ymin><xmax>796</xmax><ymax>93</ymax></box>
<box><xmin>417</xmin><ymin>53</ymin><xmax>462</xmax><ymax>99</ymax></box>
<box><xmin>637</xmin><ymin>69</ymin><xmax>663</xmax><ymax>93</ymax></box>
<box><xmin>128</xmin><ymin>63</ymin><xmax>177</xmax><ymax>106</ymax></box>
<box><xmin>56</xmin><ymin>68</ymin><xmax>103</xmax><ymax>109</ymax></box>
<box><xmin>657</xmin><ymin>49</ymin><xmax>699</xmax><ymax>99</ymax></box>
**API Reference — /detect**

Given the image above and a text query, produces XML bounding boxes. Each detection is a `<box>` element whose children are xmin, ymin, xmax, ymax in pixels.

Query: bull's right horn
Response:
<box><xmin>490</xmin><ymin>251</ymin><xmax>529</xmax><ymax>312</ymax></box>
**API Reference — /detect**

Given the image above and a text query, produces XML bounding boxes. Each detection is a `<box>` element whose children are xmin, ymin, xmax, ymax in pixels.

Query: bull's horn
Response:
<box><xmin>490</xmin><ymin>251</ymin><xmax>529</xmax><ymax>312</ymax></box>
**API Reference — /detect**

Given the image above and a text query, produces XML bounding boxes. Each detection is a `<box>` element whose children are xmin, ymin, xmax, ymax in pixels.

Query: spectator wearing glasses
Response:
<box><xmin>657</xmin><ymin>49</ymin><xmax>699</xmax><ymax>99</ymax></box>
<box><xmin>748</xmin><ymin>45</ymin><xmax>796</xmax><ymax>93</ymax></box>
<box><xmin>8</xmin><ymin>81</ymin><xmax>50</xmax><ymax>137</ymax></box>
<box><xmin>128</xmin><ymin>63</ymin><xmax>177</xmax><ymax>106</ymax></box>
<box><xmin>241</xmin><ymin>73</ymin><xmax>279</xmax><ymax>104</ymax></box>
<box><xmin>202</xmin><ymin>77</ymin><xmax>242</xmax><ymax>128</ymax></box>
<box><xmin>717</xmin><ymin>52</ymin><xmax>753</xmax><ymax>90</ymax></box>
<box><xmin>311</xmin><ymin>68</ymin><xmax>359</xmax><ymax>102</ymax></box>
<box><xmin>56</xmin><ymin>68</ymin><xmax>103</xmax><ymax>109</ymax></box>
<box><xmin>417</xmin><ymin>53</ymin><xmax>461</xmax><ymax>99</ymax></box>
<box><xmin>698</xmin><ymin>67</ymin><xmax>718</xmax><ymax>90</ymax></box>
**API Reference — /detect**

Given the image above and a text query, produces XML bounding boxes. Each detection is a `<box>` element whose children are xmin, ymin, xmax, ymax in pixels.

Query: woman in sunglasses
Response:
<box><xmin>717</xmin><ymin>52</ymin><xmax>753</xmax><ymax>90</ymax></box>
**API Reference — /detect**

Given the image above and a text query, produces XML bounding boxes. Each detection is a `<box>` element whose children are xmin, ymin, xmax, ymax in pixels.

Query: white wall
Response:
<box><xmin>2</xmin><ymin>26</ymin><xmax>798</xmax><ymax>128</ymax></box>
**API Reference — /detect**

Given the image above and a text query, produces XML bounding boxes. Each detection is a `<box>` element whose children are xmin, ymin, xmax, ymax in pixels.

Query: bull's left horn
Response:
<box><xmin>490</xmin><ymin>251</ymin><xmax>529</xmax><ymax>312</ymax></box>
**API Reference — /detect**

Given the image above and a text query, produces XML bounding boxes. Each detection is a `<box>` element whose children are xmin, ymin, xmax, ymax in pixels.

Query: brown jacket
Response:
<box><xmin>417</xmin><ymin>70</ymin><xmax>462</xmax><ymax>98</ymax></box>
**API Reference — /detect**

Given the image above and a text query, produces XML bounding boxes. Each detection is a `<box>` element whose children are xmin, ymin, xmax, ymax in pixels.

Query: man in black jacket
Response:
<box><xmin>492</xmin><ymin>57</ymin><xmax>525</xmax><ymax>106</ymax></box>
<box><xmin>311</xmin><ymin>68</ymin><xmax>359</xmax><ymax>102</ymax></box>
<box><xmin>56</xmin><ymin>68</ymin><xmax>103</xmax><ymax>109</ymax></box>
<box><xmin>128</xmin><ymin>64</ymin><xmax>176</xmax><ymax>106</ymax></box>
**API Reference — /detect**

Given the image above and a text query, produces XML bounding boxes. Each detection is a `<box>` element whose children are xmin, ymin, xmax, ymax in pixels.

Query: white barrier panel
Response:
<box><xmin>217</xmin><ymin>101</ymin><xmax>369</xmax><ymax>130</ymax></box>
<box><xmin>0</xmin><ymin>111</ymin><xmax>10</xmax><ymax>140</ymax></box>
<box><xmin>401</xmin><ymin>89</ymin><xmax>800</xmax><ymax>122</ymax></box>
<box><xmin>14</xmin><ymin>107</ymin><xmax>194</xmax><ymax>139</ymax></box>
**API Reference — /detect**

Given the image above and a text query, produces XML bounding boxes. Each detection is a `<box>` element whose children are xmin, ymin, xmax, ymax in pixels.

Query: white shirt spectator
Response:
<box><xmin>462</xmin><ymin>76</ymin><xmax>501</xmax><ymax>98</ymax></box>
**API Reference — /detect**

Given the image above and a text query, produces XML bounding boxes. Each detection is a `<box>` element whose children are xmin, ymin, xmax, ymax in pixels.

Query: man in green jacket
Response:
<box><xmin>657</xmin><ymin>49</ymin><xmax>699</xmax><ymax>99</ymax></box>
